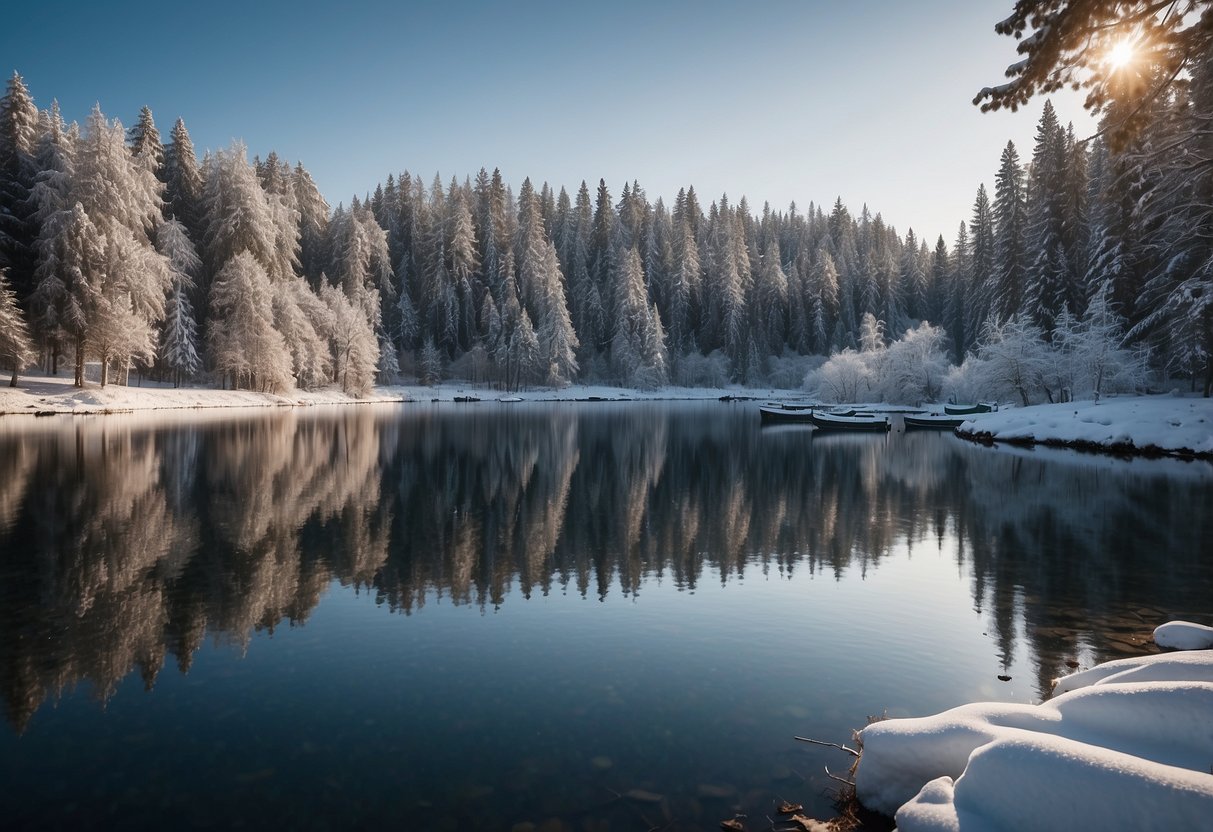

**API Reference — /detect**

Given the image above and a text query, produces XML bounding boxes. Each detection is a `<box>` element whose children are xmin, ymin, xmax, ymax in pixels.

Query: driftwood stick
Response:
<box><xmin>794</xmin><ymin>736</ymin><xmax>861</xmax><ymax>757</ymax></box>
<box><xmin>824</xmin><ymin>764</ymin><xmax>855</xmax><ymax>787</ymax></box>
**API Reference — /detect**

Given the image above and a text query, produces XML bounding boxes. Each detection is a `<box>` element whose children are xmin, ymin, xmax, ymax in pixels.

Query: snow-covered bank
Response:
<box><xmin>0</xmin><ymin>373</ymin><xmax>406</xmax><ymax>415</ymax></box>
<box><xmin>853</xmin><ymin>632</ymin><xmax>1213</xmax><ymax>831</ymax></box>
<box><xmin>955</xmin><ymin>396</ymin><xmax>1213</xmax><ymax>459</ymax></box>
<box><xmin>0</xmin><ymin>373</ymin><xmax>814</xmax><ymax>416</ymax></box>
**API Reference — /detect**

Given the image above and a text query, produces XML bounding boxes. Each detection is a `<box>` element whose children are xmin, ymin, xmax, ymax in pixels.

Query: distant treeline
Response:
<box><xmin>0</xmin><ymin>60</ymin><xmax>1209</xmax><ymax>393</ymax></box>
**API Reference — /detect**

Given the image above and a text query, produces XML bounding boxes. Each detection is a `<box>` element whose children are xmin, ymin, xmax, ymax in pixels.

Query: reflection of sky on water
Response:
<box><xmin>0</xmin><ymin>403</ymin><xmax>1209</xmax><ymax>829</ymax></box>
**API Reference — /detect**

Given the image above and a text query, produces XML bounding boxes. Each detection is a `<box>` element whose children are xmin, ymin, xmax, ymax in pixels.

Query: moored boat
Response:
<box><xmin>759</xmin><ymin>406</ymin><xmax>816</xmax><ymax>423</ymax></box>
<box><xmin>903</xmin><ymin>413</ymin><xmax>967</xmax><ymax>429</ymax></box>
<box><xmin>943</xmin><ymin>402</ymin><xmax>993</xmax><ymax>415</ymax></box>
<box><xmin>809</xmin><ymin>411</ymin><xmax>890</xmax><ymax>431</ymax></box>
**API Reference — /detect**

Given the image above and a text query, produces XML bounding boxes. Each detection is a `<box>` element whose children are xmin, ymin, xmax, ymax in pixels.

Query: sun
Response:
<box><xmin>1106</xmin><ymin>39</ymin><xmax>1136</xmax><ymax>70</ymax></box>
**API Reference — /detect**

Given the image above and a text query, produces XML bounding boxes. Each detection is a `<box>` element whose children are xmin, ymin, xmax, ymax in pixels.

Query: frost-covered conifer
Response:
<box><xmin>73</xmin><ymin>106</ymin><xmax>172</xmax><ymax>385</ymax></box>
<box><xmin>321</xmin><ymin>281</ymin><xmax>378</xmax><ymax>396</ymax></box>
<box><xmin>29</xmin><ymin>101</ymin><xmax>76</xmax><ymax>369</ymax></box>
<box><xmin>418</xmin><ymin>335</ymin><xmax>442</xmax><ymax>386</ymax></box>
<box><xmin>0</xmin><ymin>268</ymin><xmax>34</xmax><ymax>385</ymax></box>
<box><xmin>208</xmin><ymin>251</ymin><xmax>293</xmax><ymax>392</ymax></box>
<box><xmin>991</xmin><ymin>141</ymin><xmax>1027</xmax><ymax>322</ymax></box>
<box><xmin>163</xmin><ymin>118</ymin><xmax>202</xmax><ymax>235</ymax></box>
<box><xmin>156</xmin><ymin>219</ymin><xmax>201</xmax><ymax>385</ymax></box>
<box><xmin>610</xmin><ymin>247</ymin><xmax>667</xmax><ymax>387</ymax></box>
<box><xmin>127</xmin><ymin>106</ymin><xmax>163</xmax><ymax>176</ymax></box>
<box><xmin>0</xmin><ymin>72</ymin><xmax>40</xmax><ymax>299</ymax></box>
<box><xmin>517</xmin><ymin>184</ymin><xmax>578</xmax><ymax>385</ymax></box>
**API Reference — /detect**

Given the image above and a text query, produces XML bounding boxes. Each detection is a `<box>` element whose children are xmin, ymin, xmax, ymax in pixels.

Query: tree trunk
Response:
<box><xmin>100</xmin><ymin>353</ymin><xmax>108</xmax><ymax>387</ymax></box>
<box><xmin>75</xmin><ymin>338</ymin><xmax>84</xmax><ymax>387</ymax></box>
<box><xmin>9</xmin><ymin>366</ymin><xmax>17</xmax><ymax>387</ymax></box>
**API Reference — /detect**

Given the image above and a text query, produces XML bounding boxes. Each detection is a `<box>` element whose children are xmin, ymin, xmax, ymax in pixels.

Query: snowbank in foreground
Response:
<box><xmin>853</xmin><ymin>643</ymin><xmax>1213</xmax><ymax>831</ymax></box>
<box><xmin>955</xmin><ymin>396</ymin><xmax>1213</xmax><ymax>457</ymax></box>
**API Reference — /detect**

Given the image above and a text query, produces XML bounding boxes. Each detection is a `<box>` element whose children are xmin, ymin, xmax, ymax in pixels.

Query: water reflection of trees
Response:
<box><xmin>0</xmin><ymin>405</ymin><xmax>1210</xmax><ymax>727</ymax></box>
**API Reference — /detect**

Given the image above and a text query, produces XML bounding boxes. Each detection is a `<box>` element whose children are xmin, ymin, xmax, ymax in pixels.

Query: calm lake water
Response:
<box><xmin>0</xmin><ymin>402</ymin><xmax>1210</xmax><ymax>831</ymax></box>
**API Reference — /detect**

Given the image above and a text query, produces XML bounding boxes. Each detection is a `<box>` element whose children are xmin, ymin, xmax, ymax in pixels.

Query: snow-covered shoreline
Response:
<box><xmin>854</xmin><ymin>623</ymin><xmax>1213</xmax><ymax>831</ymax></box>
<box><xmin>0</xmin><ymin>373</ymin><xmax>813</xmax><ymax>417</ymax></box>
<box><xmin>955</xmin><ymin>396</ymin><xmax>1213</xmax><ymax>460</ymax></box>
<box><xmin>5</xmin><ymin>376</ymin><xmax>1212</xmax><ymax>467</ymax></box>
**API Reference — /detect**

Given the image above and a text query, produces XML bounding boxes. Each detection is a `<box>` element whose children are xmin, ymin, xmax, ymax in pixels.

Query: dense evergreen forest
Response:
<box><xmin>0</xmin><ymin>56</ymin><xmax>1209</xmax><ymax>396</ymax></box>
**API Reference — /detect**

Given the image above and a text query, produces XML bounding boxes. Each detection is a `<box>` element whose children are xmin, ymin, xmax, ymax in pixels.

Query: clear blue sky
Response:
<box><xmin>2</xmin><ymin>0</ymin><xmax>1095</xmax><ymax>245</ymax></box>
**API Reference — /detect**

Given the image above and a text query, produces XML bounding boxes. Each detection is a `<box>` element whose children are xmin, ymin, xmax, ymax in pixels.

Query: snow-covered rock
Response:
<box><xmin>853</xmin><ymin>632</ymin><xmax>1213</xmax><ymax>830</ymax></box>
<box><xmin>1155</xmin><ymin>621</ymin><xmax>1213</xmax><ymax>651</ymax></box>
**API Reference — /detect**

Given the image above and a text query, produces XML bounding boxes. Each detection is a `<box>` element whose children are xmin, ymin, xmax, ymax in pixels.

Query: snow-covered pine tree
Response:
<box><xmin>1022</xmin><ymin>101</ymin><xmax>1073</xmax><ymax>334</ymax></box>
<box><xmin>666</xmin><ymin>214</ymin><xmax>698</xmax><ymax>356</ymax></box>
<box><xmin>418</xmin><ymin>335</ymin><xmax>442</xmax><ymax>386</ymax></box>
<box><xmin>900</xmin><ymin>228</ymin><xmax>927</xmax><ymax>322</ymax></box>
<box><xmin>156</xmin><ymin>219</ymin><xmax>201</xmax><ymax>385</ymax></box>
<box><xmin>73</xmin><ymin>106</ymin><xmax>172</xmax><ymax>385</ymax></box>
<box><xmin>202</xmin><ymin>142</ymin><xmax>279</xmax><ymax>281</ymax></box>
<box><xmin>610</xmin><ymin>247</ymin><xmax>667</xmax><ymax>387</ymax></box>
<box><xmin>644</xmin><ymin>198</ymin><xmax>673</xmax><ymax>322</ymax></box>
<box><xmin>447</xmin><ymin>182</ymin><xmax>480</xmax><ymax>351</ymax></box>
<box><xmin>568</xmin><ymin>181</ymin><xmax>602</xmax><ymax>371</ymax></box>
<box><xmin>968</xmin><ymin>185</ymin><xmax>995</xmax><ymax>345</ymax></box>
<box><xmin>0</xmin><ymin>72</ymin><xmax>40</xmax><ymax>302</ymax></box>
<box><xmin>161</xmin><ymin>284</ymin><xmax>200</xmax><ymax>386</ymax></box>
<box><xmin>127</xmin><ymin>106</ymin><xmax>163</xmax><ymax>177</ymax></box>
<box><xmin>320</xmin><ymin>281</ymin><xmax>378</xmax><ymax>396</ymax></box>
<box><xmin>29</xmin><ymin>100</ymin><xmax>76</xmax><ymax>371</ymax></box>
<box><xmin>517</xmin><ymin>184</ymin><xmax>578</xmax><ymax>385</ymax></box>
<box><xmin>589</xmin><ymin>179</ymin><xmax>621</xmax><ymax>353</ymax></box>
<box><xmin>495</xmin><ymin>278</ymin><xmax>540</xmax><ymax>391</ymax></box>
<box><xmin>208</xmin><ymin>251</ymin><xmax>293</xmax><ymax>392</ymax></box>
<box><xmin>293</xmin><ymin>162</ymin><xmax>330</xmax><ymax>287</ymax></box>
<box><xmin>0</xmin><ymin>268</ymin><xmax>34</xmax><ymax>385</ymax></box>
<box><xmin>809</xmin><ymin>242</ymin><xmax>839</xmax><ymax>354</ymax></box>
<box><xmin>827</xmin><ymin>197</ymin><xmax>859</xmax><ymax>344</ymax></box>
<box><xmin>927</xmin><ymin>235</ymin><xmax>949</xmax><ymax>328</ymax></box>
<box><xmin>163</xmin><ymin>118</ymin><xmax>203</xmax><ymax>238</ymax></box>
<box><xmin>991</xmin><ymin>140</ymin><xmax>1027</xmax><ymax>321</ymax></box>
<box><xmin>1125</xmin><ymin>49</ymin><xmax>1213</xmax><ymax>393</ymax></box>
<box><xmin>755</xmin><ymin>235</ymin><xmax>788</xmax><ymax>353</ymax></box>
<box><xmin>946</xmin><ymin>222</ymin><xmax>971</xmax><ymax>361</ymax></box>
<box><xmin>1062</xmin><ymin>123</ymin><xmax>1089</xmax><ymax>310</ymax></box>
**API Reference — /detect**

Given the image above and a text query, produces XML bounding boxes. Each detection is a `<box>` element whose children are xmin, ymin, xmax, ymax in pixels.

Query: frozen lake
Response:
<box><xmin>0</xmin><ymin>402</ymin><xmax>1210</xmax><ymax>830</ymax></box>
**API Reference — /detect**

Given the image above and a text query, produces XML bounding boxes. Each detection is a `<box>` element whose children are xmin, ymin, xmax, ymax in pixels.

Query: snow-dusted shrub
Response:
<box><xmin>767</xmin><ymin>352</ymin><xmax>824</xmax><ymax>390</ymax></box>
<box><xmin>1051</xmin><ymin>291</ymin><xmax>1150</xmax><ymax>401</ymax></box>
<box><xmin>674</xmin><ymin>349</ymin><xmax>731</xmax><ymax>388</ymax></box>
<box><xmin>968</xmin><ymin>315</ymin><xmax>1052</xmax><ymax>406</ymax></box>
<box><xmin>446</xmin><ymin>345</ymin><xmax>492</xmax><ymax>385</ymax></box>
<box><xmin>805</xmin><ymin>348</ymin><xmax>869</xmax><ymax>403</ymax></box>
<box><xmin>943</xmin><ymin>357</ymin><xmax>989</xmax><ymax>405</ymax></box>
<box><xmin>878</xmin><ymin>322</ymin><xmax>949</xmax><ymax>404</ymax></box>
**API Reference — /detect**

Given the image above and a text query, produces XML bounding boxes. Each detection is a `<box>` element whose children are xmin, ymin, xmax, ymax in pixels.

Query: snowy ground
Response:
<box><xmin>854</xmin><ymin>625</ymin><xmax>1213</xmax><ymax>831</ymax></box>
<box><xmin>955</xmin><ymin>396</ymin><xmax>1213</xmax><ymax>459</ymax></box>
<box><xmin>0</xmin><ymin>373</ymin><xmax>406</xmax><ymax>415</ymax></box>
<box><xmin>0</xmin><ymin>371</ymin><xmax>817</xmax><ymax>416</ymax></box>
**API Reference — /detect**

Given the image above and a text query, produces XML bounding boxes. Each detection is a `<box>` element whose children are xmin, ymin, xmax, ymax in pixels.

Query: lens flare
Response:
<box><xmin>1107</xmin><ymin>40</ymin><xmax>1135</xmax><ymax>70</ymax></box>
